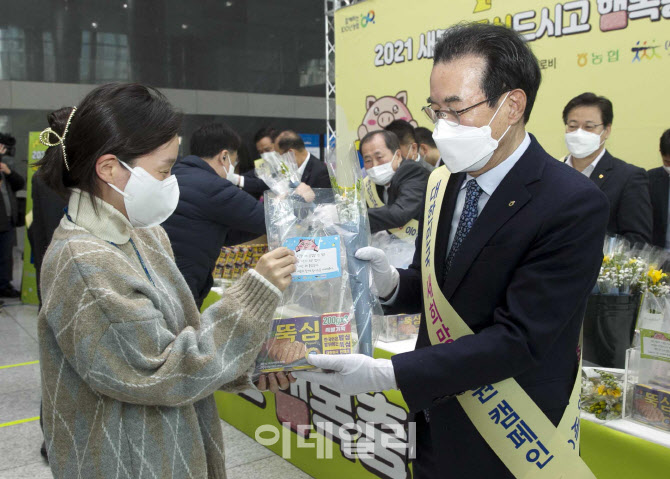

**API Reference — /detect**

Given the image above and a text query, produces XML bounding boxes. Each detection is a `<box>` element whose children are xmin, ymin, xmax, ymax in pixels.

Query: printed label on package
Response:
<box><xmin>640</xmin><ymin>329</ymin><xmax>670</xmax><ymax>363</ymax></box>
<box><xmin>255</xmin><ymin>313</ymin><xmax>352</xmax><ymax>373</ymax></box>
<box><xmin>283</xmin><ymin>235</ymin><xmax>341</xmax><ymax>282</ymax></box>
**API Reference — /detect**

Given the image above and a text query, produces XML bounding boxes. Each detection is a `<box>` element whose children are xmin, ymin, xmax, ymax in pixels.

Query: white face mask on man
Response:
<box><xmin>367</xmin><ymin>151</ymin><xmax>399</xmax><ymax>185</ymax></box>
<box><xmin>564</xmin><ymin>129</ymin><xmax>605</xmax><ymax>159</ymax></box>
<box><xmin>432</xmin><ymin>92</ymin><xmax>511</xmax><ymax>174</ymax></box>
<box><xmin>107</xmin><ymin>160</ymin><xmax>180</xmax><ymax>228</ymax></box>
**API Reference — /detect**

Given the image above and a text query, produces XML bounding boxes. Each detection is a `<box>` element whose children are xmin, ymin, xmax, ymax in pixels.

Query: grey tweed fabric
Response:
<box><xmin>38</xmin><ymin>189</ymin><xmax>280</xmax><ymax>479</ymax></box>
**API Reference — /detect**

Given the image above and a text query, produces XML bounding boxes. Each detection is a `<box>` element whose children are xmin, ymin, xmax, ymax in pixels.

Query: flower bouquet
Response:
<box><xmin>581</xmin><ymin>368</ymin><xmax>624</xmax><ymax>421</ymax></box>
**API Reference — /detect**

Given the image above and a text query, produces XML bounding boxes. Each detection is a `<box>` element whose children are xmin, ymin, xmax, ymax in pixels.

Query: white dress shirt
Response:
<box><xmin>447</xmin><ymin>133</ymin><xmax>531</xmax><ymax>253</ymax></box>
<box><xmin>297</xmin><ymin>152</ymin><xmax>311</xmax><ymax>178</ymax></box>
<box><xmin>383</xmin><ymin>133</ymin><xmax>531</xmax><ymax>305</ymax></box>
<box><xmin>565</xmin><ymin>148</ymin><xmax>607</xmax><ymax>178</ymax></box>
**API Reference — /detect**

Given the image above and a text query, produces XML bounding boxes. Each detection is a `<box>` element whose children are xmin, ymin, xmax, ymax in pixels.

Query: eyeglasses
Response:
<box><xmin>566</xmin><ymin>122</ymin><xmax>604</xmax><ymax>133</ymax></box>
<box><xmin>423</xmin><ymin>93</ymin><xmax>509</xmax><ymax>126</ymax></box>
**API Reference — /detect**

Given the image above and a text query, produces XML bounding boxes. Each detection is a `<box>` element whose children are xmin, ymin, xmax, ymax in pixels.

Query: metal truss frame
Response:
<box><xmin>324</xmin><ymin>0</ymin><xmax>363</xmax><ymax>158</ymax></box>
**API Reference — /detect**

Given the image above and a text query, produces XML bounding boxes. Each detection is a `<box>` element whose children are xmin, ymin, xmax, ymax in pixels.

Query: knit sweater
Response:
<box><xmin>38</xmin><ymin>189</ymin><xmax>280</xmax><ymax>479</ymax></box>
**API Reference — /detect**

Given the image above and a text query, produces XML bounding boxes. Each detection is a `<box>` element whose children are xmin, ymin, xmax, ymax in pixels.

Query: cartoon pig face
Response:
<box><xmin>296</xmin><ymin>239</ymin><xmax>319</xmax><ymax>253</ymax></box>
<box><xmin>357</xmin><ymin>91</ymin><xmax>418</xmax><ymax>140</ymax></box>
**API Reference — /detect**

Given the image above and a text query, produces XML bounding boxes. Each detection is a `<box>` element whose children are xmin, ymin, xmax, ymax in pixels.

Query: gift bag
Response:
<box><xmin>254</xmin><ymin>186</ymin><xmax>382</xmax><ymax>376</ymax></box>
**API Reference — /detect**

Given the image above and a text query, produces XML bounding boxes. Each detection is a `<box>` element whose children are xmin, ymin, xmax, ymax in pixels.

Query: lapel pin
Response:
<box><xmin>599</xmin><ymin>174</ymin><xmax>604</xmax><ymax>179</ymax></box>
<box><xmin>508</xmin><ymin>201</ymin><xmax>515</xmax><ymax>207</ymax></box>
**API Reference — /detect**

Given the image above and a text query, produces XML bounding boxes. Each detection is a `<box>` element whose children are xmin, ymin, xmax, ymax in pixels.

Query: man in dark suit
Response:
<box><xmin>236</xmin><ymin>127</ymin><xmax>278</xmax><ymax>199</ymax></box>
<box><xmin>296</xmin><ymin>23</ymin><xmax>607</xmax><ymax>478</ymax></box>
<box><xmin>162</xmin><ymin>123</ymin><xmax>266</xmax><ymax>308</ymax></box>
<box><xmin>359</xmin><ymin>129</ymin><xmax>429</xmax><ymax>234</ymax></box>
<box><xmin>648</xmin><ymin>129</ymin><xmax>670</xmax><ymax>249</ymax></box>
<box><xmin>274</xmin><ymin>130</ymin><xmax>331</xmax><ymax>189</ymax></box>
<box><xmin>562</xmin><ymin>92</ymin><xmax>652</xmax><ymax>246</ymax></box>
<box><xmin>0</xmin><ymin>144</ymin><xmax>25</xmax><ymax>298</ymax></box>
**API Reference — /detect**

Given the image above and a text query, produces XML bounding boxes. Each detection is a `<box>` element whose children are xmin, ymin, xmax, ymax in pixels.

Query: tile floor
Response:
<box><xmin>0</xmin><ymin>302</ymin><xmax>313</xmax><ymax>478</ymax></box>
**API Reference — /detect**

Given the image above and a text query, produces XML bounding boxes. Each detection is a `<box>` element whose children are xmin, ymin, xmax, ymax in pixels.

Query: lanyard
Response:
<box><xmin>64</xmin><ymin>208</ymin><xmax>156</xmax><ymax>287</ymax></box>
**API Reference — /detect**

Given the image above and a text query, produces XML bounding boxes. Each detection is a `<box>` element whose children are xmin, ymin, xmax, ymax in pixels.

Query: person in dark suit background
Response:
<box><xmin>360</xmin><ymin>130</ymin><xmax>429</xmax><ymax>234</ymax></box>
<box><xmin>162</xmin><ymin>122</ymin><xmax>266</xmax><ymax>308</ymax></box>
<box><xmin>562</xmin><ymin>92</ymin><xmax>652</xmax><ymax>246</ymax></box>
<box><xmin>235</xmin><ymin>127</ymin><xmax>278</xmax><ymax>199</ymax></box>
<box><xmin>414</xmin><ymin>126</ymin><xmax>443</xmax><ymax>171</ymax></box>
<box><xmin>0</xmin><ymin>142</ymin><xmax>25</xmax><ymax>298</ymax></box>
<box><xmin>386</xmin><ymin>119</ymin><xmax>419</xmax><ymax>162</ymax></box>
<box><xmin>296</xmin><ymin>23</ymin><xmax>608</xmax><ymax>478</ymax></box>
<box><xmin>275</xmin><ymin>130</ymin><xmax>331</xmax><ymax>189</ymax></box>
<box><xmin>647</xmin><ymin>129</ymin><xmax>670</xmax><ymax>249</ymax></box>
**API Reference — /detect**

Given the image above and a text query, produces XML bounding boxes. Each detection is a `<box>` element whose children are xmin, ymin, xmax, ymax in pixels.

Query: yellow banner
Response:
<box><xmin>335</xmin><ymin>0</ymin><xmax>670</xmax><ymax>171</ymax></box>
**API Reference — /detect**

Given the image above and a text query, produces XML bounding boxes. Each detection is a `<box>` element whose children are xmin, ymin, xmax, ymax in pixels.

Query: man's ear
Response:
<box><xmin>95</xmin><ymin>154</ymin><xmax>121</xmax><ymax>184</ymax></box>
<box><xmin>603</xmin><ymin>125</ymin><xmax>612</xmax><ymax>141</ymax></box>
<box><xmin>507</xmin><ymin>89</ymin><xmax>527</xmax><ymax>125</ymax></box>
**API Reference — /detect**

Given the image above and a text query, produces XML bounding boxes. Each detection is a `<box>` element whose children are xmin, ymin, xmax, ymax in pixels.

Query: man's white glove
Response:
<box><xmin>292</xmin><ymin>354</ymin><xmax>397</xmax><ymax>395</ymax></box>
<box><xmin>226</xmin><ymin>170</ymin><xmax>242</xmax><ymax>187</ymax></box>
<box><xmin>355</xmin><ymin>246</ymin><xmax>399</xmax><ymax>298</ymax></box>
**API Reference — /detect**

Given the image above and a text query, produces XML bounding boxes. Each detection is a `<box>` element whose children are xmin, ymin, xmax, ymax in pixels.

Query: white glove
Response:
<box><xmin>292</xmin><ymin>354</ymin><xmax>397</xmax><ymax>395</ymax></box>
<box><xmin>226</xmin><ymin>170</ymin><xmax>242</xmax><ymax>187</ymax></box>
<box><xmin>355</xmin><ymin>246</ymin><xmax>399</xmax><ymax>298</ymax></box>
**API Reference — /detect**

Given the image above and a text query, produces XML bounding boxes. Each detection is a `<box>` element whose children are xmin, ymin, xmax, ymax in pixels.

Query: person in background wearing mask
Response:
<box><xmin>163</xmin><ymin>122</ymin><xmax>267</xmax><ymax>308</ymax></box>
<box><xmin>296</xmin><ymin>24</ymin><xmax>608</xmax><ymax>478</ymax></box>
<box><xmin>275</xmin><ymin>130</ymin><xmax>331</xmax><ymax>189</ymax></box>
<box><xmin>233</xmin><ymin>127</ymin><xmax>278</xmax><ymax>199</ymax></box>
<box><xmin>563</xmin><ymin>92</ymin><xmax>652</xmax><ymax>245</ymax></box>
<box><xmin>360</xmin><ymin>129</ymin><xmax>429</xmax><ymax>237</ymax></box>
<box><xmin>386</xmin><ymin>119</ymin><xmax>419</xmax><ymax>163</ymax></box>
<box><xmin>35</xmin><ymin>83</ymin><xmax>296</xmax><ymax>479</ymax></box>
<box><xmin>647</xmin><ymin>129</ymin><xmax>670</xmax><ymax>249</ymax></box>
<box><xmin>414</xmin><ymin>126</ymin><xmax>444</xmax><ymax>171</ymax></box>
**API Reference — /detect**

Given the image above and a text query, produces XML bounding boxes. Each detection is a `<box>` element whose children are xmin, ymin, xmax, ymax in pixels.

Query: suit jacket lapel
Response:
<box><xmin>301</xmin><ymin>158</ymin><xmax>313</xmax><ymax>184</ymax></box>
<box><xmin>436</xmin><ymin>173</ymin><xmax>465</xmax><ymax>285</ymax></box>
<box><xmin>589</xmin><ymin>151</ymin><xmax>613</xmax><ymax>189</ymax></box>
<box><xmin>441</xmin><ymin>137</ymin><xmax>544</xmax><ymax>300</ymax></box>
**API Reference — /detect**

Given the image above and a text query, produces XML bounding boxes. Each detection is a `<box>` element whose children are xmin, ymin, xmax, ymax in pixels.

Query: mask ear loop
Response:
<box><xmin>107</xmin><ymin>159</ymin><xmax>134</xmax><ymax>199</ymax></box>
<box><xmin>488</xmin><ymin>91</ymin><xmax>512</xmax><ymax>143</ymax></box>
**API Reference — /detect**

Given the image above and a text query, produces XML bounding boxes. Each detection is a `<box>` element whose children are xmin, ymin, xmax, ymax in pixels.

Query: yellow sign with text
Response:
<box><xmin>335</xmin><ymin>0</ymin><xmax>670</xmax><ymax>171</ymax></box>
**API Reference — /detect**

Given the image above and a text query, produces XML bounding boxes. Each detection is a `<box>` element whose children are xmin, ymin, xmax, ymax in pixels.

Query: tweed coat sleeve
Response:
<box><xmin>40</xmin><ymin>226</ymin><xmax>280</xmax><ymax>407</ymax></box>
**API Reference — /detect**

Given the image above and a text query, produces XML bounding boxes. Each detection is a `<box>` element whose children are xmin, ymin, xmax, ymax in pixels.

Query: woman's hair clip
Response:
<box><xmin>39</xmin><ymin>106</ymin><xmax>77</xmax><ymax>171</ymax></box>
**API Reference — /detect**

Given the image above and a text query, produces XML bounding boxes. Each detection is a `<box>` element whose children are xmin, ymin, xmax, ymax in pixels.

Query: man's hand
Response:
<box><xmin>294</xmin><ymin>182</ymin><xmax>315</xmax><ymax>203</ymax></box>
<box><xmin>355</xmin><ymin>247</ymin><xmax>399</xmax><ymax>298</ymax></box>
<box><xmin>0</xmin><ymin>144</ymin><xmax>7</xmax><ymax>156</ymax></box>
<box><xmin>292</xmin><ymin>354</ymin><xmax>397</xmax><ymax>396</ymax></box>
<box><xmin>0</xmin><ymin>162</ymin><xmax>10</xmax><ymax>175</ymax></box>
<box><xmin>256</xmin><ymin>372</ymin><xmax>297</xmax><ymax>393</ymax></box>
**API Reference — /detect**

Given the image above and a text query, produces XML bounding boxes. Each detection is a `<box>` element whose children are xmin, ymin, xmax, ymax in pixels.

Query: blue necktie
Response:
<box><xmin>444</xmin><ymin>178</ymin><xmax>484</xmax><ymax>275</ymax></box>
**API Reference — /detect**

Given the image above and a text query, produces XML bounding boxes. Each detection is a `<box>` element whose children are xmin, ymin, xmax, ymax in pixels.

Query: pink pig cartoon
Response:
<box><xmin>295</xmin><ymin>239</ymin><xmax>319</xmax><ymax>253</ymax></box>
<box><xmin>357</xmin><ymin>91</ymin><xmax>418</xmax><ymax>141</ymax></box>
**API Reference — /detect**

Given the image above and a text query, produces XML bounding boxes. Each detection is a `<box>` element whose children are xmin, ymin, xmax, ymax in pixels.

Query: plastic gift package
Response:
<box><xmin>254</xmin><ymin>148</ymin><xmax>382</xmax><ymax>376</ymax></box>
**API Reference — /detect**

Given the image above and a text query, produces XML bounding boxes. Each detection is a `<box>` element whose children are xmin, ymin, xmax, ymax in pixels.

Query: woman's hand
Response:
<box><xmin>255</xmin><ymin>247</ymin><xmax>297</xmax><ymax>292</ymax></box>
<box><xmin>256</xmin><ymin>372</ymin><xmax>297</xmax><ymax>393</ymax></box>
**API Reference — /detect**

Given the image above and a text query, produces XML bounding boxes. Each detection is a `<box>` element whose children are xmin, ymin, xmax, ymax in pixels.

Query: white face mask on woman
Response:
<box><xmin>367</xmin><ymin>151</ymin><xmax>399</xmax><ymax>185</ymax></box>
<box><xmin>564</xmin><ymin>129</ymin><xmax>605</xmax><ymax>159</ymax></box>
<box><xmin>432</xmin><ymin>92</ymin><xmax>511</xmax><ymax>174</ymax></box>
<box><xmin>107</xmin><ymin>160</ymin><xmax>180</xmax><ymax>227</ymax></box>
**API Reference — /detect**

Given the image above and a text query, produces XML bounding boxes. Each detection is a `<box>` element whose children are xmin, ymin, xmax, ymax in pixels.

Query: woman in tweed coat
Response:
<box><xmin>35</xmin><ymin>83</ymin><xmax>296</xmax><ymax>479</ymax></box>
